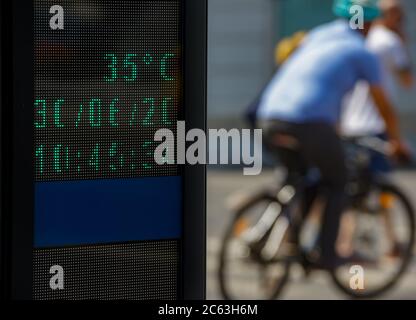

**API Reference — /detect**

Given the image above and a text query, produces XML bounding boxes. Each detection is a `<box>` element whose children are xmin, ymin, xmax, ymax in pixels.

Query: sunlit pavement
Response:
<box><xmin>207</xmin><ymin>169</ymin><xmax>416</xmax><ymax>300</ymax></box>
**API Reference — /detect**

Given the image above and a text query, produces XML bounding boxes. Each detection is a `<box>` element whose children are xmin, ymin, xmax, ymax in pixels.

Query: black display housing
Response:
<box><xmin>0</xmin><ymin>0</ymin><xmax>206</xmax><ymax>300</ymax></box>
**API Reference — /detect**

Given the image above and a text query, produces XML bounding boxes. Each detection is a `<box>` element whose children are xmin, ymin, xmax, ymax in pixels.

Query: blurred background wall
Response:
<box><xmin>208</xmin><ymin>0</ymin><xmax>276</xmax><ymax>129</ymax></box>
<box><xmin>208</xmin><ymin>0</ymin><xmax>416</xmax><ymax>145</ymax></box>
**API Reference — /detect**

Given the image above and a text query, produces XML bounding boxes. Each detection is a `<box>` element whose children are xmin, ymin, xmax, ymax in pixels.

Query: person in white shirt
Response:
<box><xmin>340</xmin><ymin>0</ymin><xmax>413</xmax><ymax>257</ymax></box>
<box><xmin>342</xmin><ymin>0</ymin><xmax>413</xmax><ymax>143</ymax></box>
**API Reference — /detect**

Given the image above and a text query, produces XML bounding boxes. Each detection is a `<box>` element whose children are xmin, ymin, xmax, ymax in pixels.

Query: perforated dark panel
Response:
<box><xmin>33</xmin><ymin>240</ymin><xmax>179</xmax><ymax>300</ymax></box>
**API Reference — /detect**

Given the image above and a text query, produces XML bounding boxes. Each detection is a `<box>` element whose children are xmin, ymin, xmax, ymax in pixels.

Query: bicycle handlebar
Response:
<box><xmin>343</xmin><ymin>136</ymin><xmax>393</xmax><ymax>157</ymax></box>
<box><xmin>343</xmin><ymin>136</ymin><xmax>415</xmax><ymax>166</ymax></box>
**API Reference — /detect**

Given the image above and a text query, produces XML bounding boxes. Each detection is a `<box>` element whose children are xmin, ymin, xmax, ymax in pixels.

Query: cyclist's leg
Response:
<box><xmin>260</xmin><ymin>120</ymin><xmax>308</xmax><ymax>183</ymax></box>
<box><xmin>260</xmin><ymin>120</ymin><xmax>323</xmax><ymax>246</ymax></box>
<box><xmin>299</xmin><ymin>123</ymin><xmax>348</xmax><ymax>268</ymax></box>
<box><xmin>370</xmin><ymin>133</ymin><xmax>399</xmax><ymax>255</ymax></box>
<box><xmin>261</xmin><ymin>120</ymin><xmax>314</xmax><ymax>250</ymax></box>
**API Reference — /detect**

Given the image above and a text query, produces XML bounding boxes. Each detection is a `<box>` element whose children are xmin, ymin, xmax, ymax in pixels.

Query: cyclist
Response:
<box><xmin>340</xmin><ymin>0</ymin><xmax>413</xmax><ymax>257</ymax></box>
<box><xmin>256</xmin><ymin>0</ymin><xmax>410</xmax><ymax>270</ymax></box>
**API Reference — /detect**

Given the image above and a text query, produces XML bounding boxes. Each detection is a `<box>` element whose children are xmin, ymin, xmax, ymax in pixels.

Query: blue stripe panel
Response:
<box><xmin>35</xmin><ymin>177</ymin><xmax>182</xmax><ymax>248</ymax></box>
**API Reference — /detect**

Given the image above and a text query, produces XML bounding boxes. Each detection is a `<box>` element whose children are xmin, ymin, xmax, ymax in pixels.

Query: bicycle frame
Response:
<box><xmin>248</xmin><ymin>137</ymin><xmax>393</xmax><ymax>267</ymax></box>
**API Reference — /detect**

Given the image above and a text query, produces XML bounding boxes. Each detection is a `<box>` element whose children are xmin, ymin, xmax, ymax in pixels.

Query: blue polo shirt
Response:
<box><xmin>258</xmin><ymin>20</ymin><xmax>382</xmax><ymax>124</ymax></box>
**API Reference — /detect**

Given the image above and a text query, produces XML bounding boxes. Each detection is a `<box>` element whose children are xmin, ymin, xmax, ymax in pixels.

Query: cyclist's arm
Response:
<box><xmin>370</xmin><ymin>85</ymin><xmax>410</xmax><ymax>159</ymax></box>
<box><xmin>397</xmin><ymin>69</ymin><xmax>413</xmax><ymax>88</ymax></box>
<box><xmin>360</xmin><ymin>48</ymin><xmax>410</xmax><ymax>157</ymax></box>
<box><xmin>391</xmin><ymin>37</ymin><xmax>413</xmax><ymax>88</ymax></box>
<box><xmin>370</xmin><ymin>85</ymin><xmax>401</xmax><ymax>141</ymax></box>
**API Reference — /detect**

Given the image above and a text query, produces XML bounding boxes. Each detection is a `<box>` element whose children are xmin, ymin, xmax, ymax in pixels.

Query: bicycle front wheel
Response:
<box><xmin>218</xmin><ymin>192</ymin><xmax>293</xmax><ymax>300</ymax></box>
<box><xmin>330</xmin><ymin>182</ymin><xmax>415</xmax><ymax>299</ymax></box>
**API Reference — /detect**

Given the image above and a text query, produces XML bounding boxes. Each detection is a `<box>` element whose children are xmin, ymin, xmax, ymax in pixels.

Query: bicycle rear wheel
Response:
<box><xmin>330</xmin><ymin>182</ymin><xmax>415</xmax><ymax>299</ymax></box>
<box><xmin>218</xmin><ymin>192</ymin><xmax>293</xmax><ymax>300</ymax></box>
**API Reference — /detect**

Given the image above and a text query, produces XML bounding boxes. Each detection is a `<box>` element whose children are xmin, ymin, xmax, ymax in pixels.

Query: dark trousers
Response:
<box><xmin>260</xmin><ymin>120</ymin><xmax>347</xmax><ymax>263</ymax></box>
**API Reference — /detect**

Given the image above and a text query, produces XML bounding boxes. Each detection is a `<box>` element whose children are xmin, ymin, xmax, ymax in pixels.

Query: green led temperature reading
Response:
<box><xmin>161</xmin><ymin>53</ymin><xmax>176</xmax><ymax>81</ymax></box>
<box><xmin>34</xmin><ymin>0</ymin><xmax>182</xmax><ymax>181</ymax></box>
<box><xmin>103</xmin><ymin>53</ymin><xmax>176</xmax><ymax>83</ymax></box>
<box><xmin>104</xmin><ymin>53</ymin><xmax>118</xmax><ymax>83</ymax></box>
<box><xmin>123</xmin><ymin>54</ymin><xmax>138</xmax><ymax>82</ymax></box>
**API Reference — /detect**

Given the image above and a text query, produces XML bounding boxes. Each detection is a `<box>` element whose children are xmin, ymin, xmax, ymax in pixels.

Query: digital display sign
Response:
<box><xmin>32</xmin><ymin>0</ymin><xmax>184</xmax><ymax>299</ymax></box>
<box><xmin>35</xmin><ymin>0</ymin><xmax>181</xmax><ymax>181</ymax></box>
<box><xmin>2</xmin><ymin>0</ymin><xmax>205</xmax><ymax>300</ymax></box>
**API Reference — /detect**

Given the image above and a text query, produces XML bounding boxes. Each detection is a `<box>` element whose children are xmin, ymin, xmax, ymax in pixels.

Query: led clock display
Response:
<box><xmin>34</xmin><ymin>0</ymin><xmax>182</xmax><ymax>181</ymax></box>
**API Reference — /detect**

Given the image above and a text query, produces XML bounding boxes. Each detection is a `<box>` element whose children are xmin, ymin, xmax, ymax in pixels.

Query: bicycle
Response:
<box><xmin>218</xmin><ymin>136</ymin><xmax>415</xmax><ymax>299</ymax></box>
